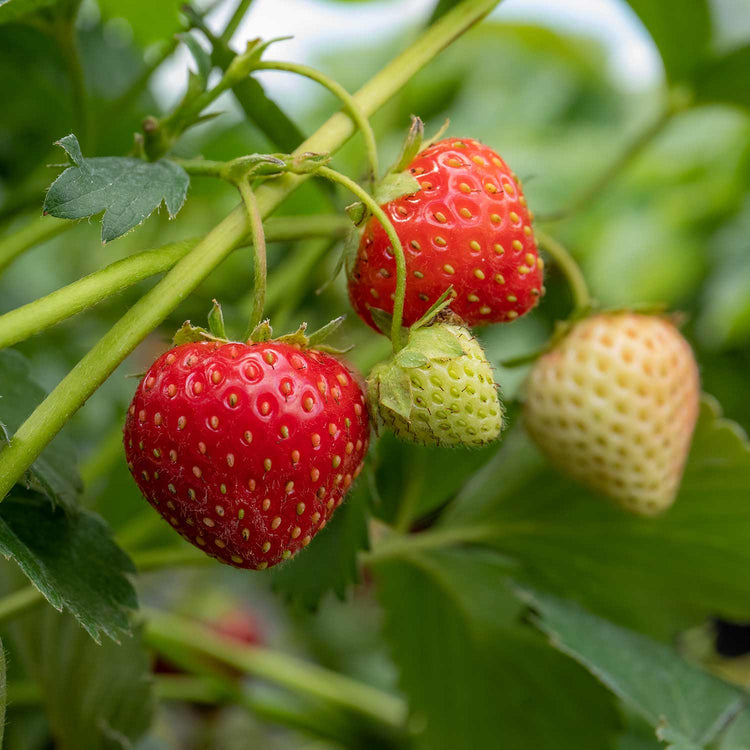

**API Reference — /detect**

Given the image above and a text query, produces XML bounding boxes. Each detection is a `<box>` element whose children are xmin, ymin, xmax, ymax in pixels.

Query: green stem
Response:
<box><xmin>255</xmin><ymin>61</ymin><xmax>379</xmax><ymax>182</ymax></box>
<box><xmin>536</xmin><ymin>230</ymin><xmax>591</xmax><ymax>313</ymax></box>
<box><xmin>56</xmin><ymin>18</ymin><xmax>90</xmax><ymax>150</ymax></box>
<box><xmin>0</xmin><ymin>0</ymin><xmax>502</xmax><ymax>502</ymax></box>
<box><xmin>238</xmin><ymin>181</ymin><xmax>267</xmax><ymax>337</ymax></box>
<box><xmin>0</xmin><ymin>216</ymin><xmax>349</xmax><ymax>350</ymax></box>
<box><xmin>537</xmin><ymin>104</ymin><xmax>678</xmax><ymax>223</ymax></box>
<box><xmin>0</xmin><ymin>216</ymin><xmax>69</xmax><ymax>275</ymax></box>
<box><xmin>220</xmin><ymin>0</ymin><xmax>255</xmax><ymax>43</ymax></box>
<box><xmin>315</xmin><ymin>166</ymin><xmax>407</xmax><ymax>351</ymax></box>
<box><xmin>143</xmin><ymin>609</ymin><xmax>407</xmax><ymax>730</ymax></box>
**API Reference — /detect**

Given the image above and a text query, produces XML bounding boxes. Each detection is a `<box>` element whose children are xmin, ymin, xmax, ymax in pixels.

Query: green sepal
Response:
<box><xmin>249</xmin><ymin>320</ymin><xmax>273</xmax><ymax>343</ymax></box>
<box><xmin>395</xmin><ymin>348</ymin><xmax>430</xmax><ymax>369</ymax></box>
<box><xmin>374</xmin><ymin>172</ymin><xmax>421</xmax><ymax>205</ymax></box>
<box><xmin>369</xmin><ymin>307</ymin><xmax>395</xmax><ymax>337</ymax></box>
<box><xmin>173</xmin><ymin>321</ymin><xmax>221</xmax><ymax>346</ymax></box>
<box><xmin>315</xmin><ymin>343</ymin><xmax>355</xmax><ymax>355</ymax></box>
<box><xmin>207</xmin><ymin>299</ymin><xmax>227</xmax><ymax>339</ymax></box>
<box><xmin>307</xmin><ymin>316</ymin><xmax>346</xmax><ymax>346</ymax></box>
<box><xmin>409</xmin><ymin>325</ymin><xmax>465</xmax><ymax>360</ymax></box>
<box><xmin>410</xmin><ymin>286</ymin><xmax>455</xmax><ymax>331</ymax></box>
<box><xmin>389</xmin><ymin>115</ymin><xmax>424</xmax><ymax>174</ymax></box>
<box><xmin>222</xmin><ymin>154</ymin><xmax>286</xmax><ymax>183</ymax></box>
<box><xmin>346</xmin><ymin>202</ymin><xmax>367</xmax><ymax>226</ymax></box>
<box><xmin>225</xmin><ymin>36</ymin><xmax>293</xmax><ymax>84</ymax></box>
<box><xmin>177</xmin><ymin>32</ymin><xmax>212</xmax><ymax>85</ymax></box>
<box><xmin>276</xmin><ymin>322</ymin><xmax>309</xmax><ymax>347</ymax></box>
<box><xmin>423</xmin><ymin>118</ymin><xmax>450</xmax><ymax>149</ymax></box>
<box><xmin>370</xmin><ymin>363</ymin><xmax>413</xmax><ymax>421</ymax></box>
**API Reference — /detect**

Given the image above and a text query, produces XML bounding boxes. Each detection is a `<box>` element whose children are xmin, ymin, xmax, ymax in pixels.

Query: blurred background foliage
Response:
<box><xmin>1</xmin><ymin>0</ymin><xmax>750</xmax><ymax>748</ymax></box>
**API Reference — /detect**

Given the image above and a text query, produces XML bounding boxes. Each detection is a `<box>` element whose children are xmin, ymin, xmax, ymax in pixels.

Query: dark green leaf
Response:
<box><xmin>716</xmin><ymin>709</ymin><xmax>750</xmax><ymax>749</ymax></box>
<box><xmin>43</xmin><ymin>134</ymin><xmax>189</xmax><ymax>243</ymax></box>
<box><xmin>0</xmin><ymin>492</ymin><xmax>137</xmax><ymax>642</ymax></box>
<box><xmin>624</xmin><ymin>0</ymin><xmax>711</xmax><ymax>82</ymax></box>
<box><xmin>271</xmin><ymin>481</ymin><xmax>369</xmax><ymax>609</ymax></box>
<box><xmin>9</xmin><ymin>608</ymin><xmax>154</xmax><ymax>749</ymax></box>
<box><xmin>372</xmin><ymin>430</ymin><xmax>499</xmax><ymax>524</ymax></box>
<box><xmin>441</xmin><ymin>397</ymin><xmax>750</xmax><ymax>638</ymax></box>
<box><xmin>177</xmin><ymin>32</ymin><xmax>212</xmax><ymax>85</ymax></box>
<box><xmin>374</xmin><ymin>548</ymin><xmax>619</xmax><ymax>749</ymax></box>
<box><xmin>0</xmin><ymin>350</ymin><xmax>81</xmax><ymax>512</ymax></box>
<box><xmin>693</xmin><ymin>44</ymin><xmax>750</xmax><ymax>109</ymax></box>
<box><xmin>0</xmin><ymin>0</ymin><xmax>62</xmax><ymax>23</ymax></box>
<box><xmin>522</xmin><ymin>587</ymin><xmax>748</xmax><ymax>748</ymax></box>
<box><xmin>98</xmin><ymin>0</ymin><xmax>180</xmax><ymax>47</ymax></box>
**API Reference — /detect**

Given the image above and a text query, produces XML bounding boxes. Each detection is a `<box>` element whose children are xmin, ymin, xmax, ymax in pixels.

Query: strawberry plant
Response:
<box><xmin>1</xmin><ymin>1</ymin><xmax>750</xmax><ymax>749</ymax></box>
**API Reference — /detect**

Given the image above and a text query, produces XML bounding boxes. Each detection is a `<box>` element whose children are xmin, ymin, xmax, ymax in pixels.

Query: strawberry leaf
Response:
<box><xmin>0</xmin><ymin>350</ymin><xmax>81</xmax><ymax>513</ymax></box>
<box><xmin>0</xmin><ymin>0</ymin><xmax>62</xmax><ymax>23</ymax></box>
<box><xmin>441</xmin><ymin>396</ymin><xmax>750</xmax><ymax>639</ymax></box>
<box><xmin>7</xmin><ymin>608</ymin><xmax>153</xmax><ymax>749</ymax></box>
<box><xmin>374</xmin><ymin>548</ymin><xmax>619</xmax><ymax>749</ymax></box>
<box><xmin>0</xmin><ymin>491</ymin><xmax>137</xmax><ymax>643</ymax></box>
<box><xmin>43</xmin><ymin>134</ymin><xmax>189</xmax><ymax>243</ymax></box>
<box><xmin>271</xmin><ymin>481</ymin><xmax>369</xmax><ymax>609</ymax></box>
<box><xmin>521</xmin><ymin>587</ymin><xmax>749</xmax><ymax>749</ymax></box>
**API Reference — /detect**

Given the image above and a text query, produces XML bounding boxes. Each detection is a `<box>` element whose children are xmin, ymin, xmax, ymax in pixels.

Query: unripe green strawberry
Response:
<box><xmin>368</xmin><ymin>324</ymin><xmax>503</xmax><ymax>447</ymax></box>
<box><xmin>523</xmin><ymin>313</ymin><xmax>700</xmax><ymax>515</ymax></box>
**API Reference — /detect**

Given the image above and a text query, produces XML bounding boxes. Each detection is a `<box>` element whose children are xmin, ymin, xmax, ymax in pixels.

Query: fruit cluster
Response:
<box><xmin>124</xmin><ymin>130</ymin><xmax>701</xmax><ymax>570</ymax></box>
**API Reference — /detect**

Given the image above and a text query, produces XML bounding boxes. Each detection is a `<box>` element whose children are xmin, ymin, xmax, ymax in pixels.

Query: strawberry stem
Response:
<box><xmin>255</xmin><ymin>61</ymin><xmax>380</xmax><ymax>185</ymax></box>
<box><xmin>237</xmin><ymin>180</ymin><xmax>269</xmax><ymax>339</ymax></box>
<box><xmin>315</xmin><ymin>166</ymin><xmax>408</xmax><ymax>352</ymax></box>
<box><xmin>536</xmin><ymin>230</ymin><xmax>591</xmax><ymax>314</ymax></box>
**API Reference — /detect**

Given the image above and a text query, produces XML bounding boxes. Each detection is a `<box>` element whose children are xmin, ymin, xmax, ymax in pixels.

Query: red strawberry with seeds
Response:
<box><xmin>124</xmin><ymin>340</ymin><xmax>369</xmax><ymax>570</ymax></box>
<box><xmin>347</xmin><ymin>137</ymin><xmax>543</xmax><ymax>331</ymax></box>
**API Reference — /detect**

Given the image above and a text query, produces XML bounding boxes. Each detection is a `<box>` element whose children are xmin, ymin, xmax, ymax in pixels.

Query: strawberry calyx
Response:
<box><xmin>172</xmin><ymin>301</ymin><xmax>350</xmax><ymax>353</ymax></box>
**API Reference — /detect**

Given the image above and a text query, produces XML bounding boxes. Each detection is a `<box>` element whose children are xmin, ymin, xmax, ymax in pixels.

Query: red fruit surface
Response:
<box><xmin>124</xmin><ymin>341</ymin><xmax>369</xmax><ymax>570</ymax></box>
<box><xmin>348</xmin><ymin>137</ymin><xmax>543</xmax><ymax>331</ymax></box>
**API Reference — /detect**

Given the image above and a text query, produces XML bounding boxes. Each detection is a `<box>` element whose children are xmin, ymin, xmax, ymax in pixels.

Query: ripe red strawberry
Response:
<box><xmin>348</xmin><ymin>137</ymin><xmax>543</xmax><ymax>331</ymax></box>
<box><xmin>523</xmin><ymin>313</ymin><xmax>700</xmax><ymax>515</ymax></box>
<box><xmin>124</xmin><ymin>340</ymin><xmax>369</xmax><ymax>570</ymax></box>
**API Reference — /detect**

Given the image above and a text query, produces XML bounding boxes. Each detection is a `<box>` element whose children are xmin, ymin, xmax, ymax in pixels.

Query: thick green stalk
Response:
<box><xmin>0</xmin><ymin>215</ymin><xmax>349</xmax><ymax>350</ymax></box>
<box><xmin>0</xmin><ymin>216</ymin><xmax>69</xmax><ymax>275</ymax></box>
<box><xmin>238</xmin><ymin>181</ymin><xmax>268</xmax><ymax>337</ymax></box>
<box><xmin>144</xmin><ymin>609</ymin><xmax>407</xmax><ymax>729</ymax></box>
<box><xmin>256</xmin><ymin>60</ymin><xmax>379</xmax><ymax>181</ymax></box>
<box><xmin>0</xmin><ymin>0</ymin><xmax>502</xmax><ymax>501</ymax></box>
<box><xmin>220</xmin><ymin>0</ymin><xmax>255</xmax><ymax>43</ymax></box>
<box><xmin>316</xmin><ymin>167</ymin><xmax>407</xmax><ymax>351</ymax></box>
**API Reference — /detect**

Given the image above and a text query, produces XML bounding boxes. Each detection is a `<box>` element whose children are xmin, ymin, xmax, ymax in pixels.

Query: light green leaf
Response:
<box><xmin>624</xmin><ymin>0</ymin><xmax>711</xmax><ymax>82</ymax></box>
<box><xmin>716</xmin><ymin>708</ymin><xmax>750</xmax><ymax>749</ymax></box>
<box><xmin>374</xmin><ymin>548</ymin><xmax>619</xmax><ymax>749</ymax></box>
<box><xmin>271</xmin><ymin>481</ymin><xmax>369</xmax><ymax>609</ymax></box>
<box><xmin>0</xmin><ymin>492</ymin><xmax>137</xmax><ymax>642</ymax></box>
<box><xmin>43</xmin><ymin>134</ymin><xmax>189</xmax><ymax>243</ymax></box>
<box><xmin>0</xmin><ymin>350</ymin><xmax>81</xmax><ymax>513</ymax></box>
<box><xmin>693</xmin><ymin>44</ymin><xmax>750</xmax><ymax>109</ymax></box>
<box><xmin>522</xmin><ymin>587</ymin><xmax>748</xmax><ymax>749</ymax></box>
<box><xmin>10</xmin><ymin>609</ymin><xmax>154</xmax><ymax>749</ymax></box>
<box><xmin>441</xmin><ymin>397</ymin><xmax>750</xmax><ymax>639</ymax></box>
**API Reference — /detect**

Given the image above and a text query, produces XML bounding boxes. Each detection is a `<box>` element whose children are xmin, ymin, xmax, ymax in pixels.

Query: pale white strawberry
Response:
<box><xmin>523</xmin><ymin>313</ymin><xmax>700</xmax><ymax>515</ymax></box>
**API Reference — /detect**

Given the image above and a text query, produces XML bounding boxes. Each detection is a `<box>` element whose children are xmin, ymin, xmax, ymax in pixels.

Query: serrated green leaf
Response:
<box><xmin>9</xmin><ymin>608</ymin><xmax>153</xmax><ymax>749</ymax></box>
<box><xmin>624</xmin><ymin>0</ymin><xmax>711</xmax><ymax>82</ymax></box>
<box><xmin>0</xmin><ymin>492</ymin><xmax>137</xmax><ymax>643</ymax></box>
<box><xmin>373</xmin><ymin>172</ymin><xmax>421</xmax><ymax>205</ymax></box>
<box><xmin>374</xmin><ymin>548</ymin><xmax>619</xmax><ymax>749</ymax></box>
<box><xmin>43</xmin><ymin>134</ymin><xmax>189</xmax><ymax>243</ymax></box>
<box><xmin>693</xmin><ymin>44</ymin><xmax>750</xmax><ymax>110</ymax></box>
<box><xmin>271</xmin><ymin>481</ymin><xmax>369</xmax><ymax>609</ymax></box>
<box><xmin>522</xmin><ymin>587</ymin><xmax>748</xmax><ymax>749</ymax></box>
<box><xmin>408</xmin><ymin>325</ymin><xmax>464</xmax><ymax>360</ymax></box>
<box><xmin>0</xmin><ymin>350</ymin><xmax>81</xmax><ymax>513</ymax></box>
<box><xmin>440</xmin><ymin>397</ymin><xmax>750</xmax><ymax>639</ymax></box>
<box><xmin>376</xmin><ymin>364</ymin><xmax>413</xmax><ymax>420</ymax></box>
<box><xmin>394</xmin><ymin>348</ymin><xmax>429</xmax><ymax>368</ymax></box>
<box><xmin>0</xmin><ymin>0</ymin><xmax>61</xmax><ymax>23</ymax></box>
